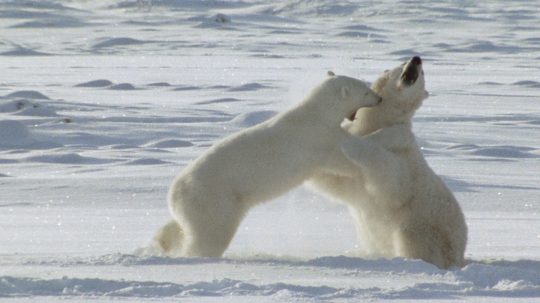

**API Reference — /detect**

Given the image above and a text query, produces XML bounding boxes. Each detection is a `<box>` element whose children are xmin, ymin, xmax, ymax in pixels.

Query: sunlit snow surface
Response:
<box><xmin>1</xmin><ymin>0</ymin><xmax>539</xmax><ymax>302</ymax></box>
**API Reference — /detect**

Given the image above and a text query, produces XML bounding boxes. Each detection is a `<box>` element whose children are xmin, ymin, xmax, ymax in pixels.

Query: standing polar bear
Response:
<box><xmin>154</xmin><ymin>73</ymin><xmax>381</xmax><ymax>257</ymax></box>
<box><xmin>311</xmin><ymin>57</ymin><xmax>467</xmax><ymax>269</ymax></box>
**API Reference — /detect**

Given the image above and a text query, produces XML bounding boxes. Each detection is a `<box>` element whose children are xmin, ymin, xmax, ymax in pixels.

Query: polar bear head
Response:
<box><xmin>308</xmin><ymin>73</ymin><xmax>381</xmax><ymax>125</ymax></box>
<box><xmin>352</xmin><ymin>56</ymin><xmax>429</xmax><ymax>132</ymax></box>
<box><xmin>374</xmin><ymin>56</ymin><xmax>428</xmax><ymax>109</ymax></box>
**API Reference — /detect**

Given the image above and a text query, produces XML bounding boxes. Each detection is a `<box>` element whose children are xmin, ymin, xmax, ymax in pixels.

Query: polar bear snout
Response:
<box><xmin>346</xmin><ymin>94</ymin><xmax>381</xmax><ymax>121</ymax></box>
<box><xmin>411</xmin><ymin>56</ymin><xmax>422</xmax><ymax>65</ymax></box>
<box><xmin>361</xmin><ymin>91</ymin><xmax>382</xmax><ymax>110</ymax></box>
<box><xmin>361</xmin><ymin>87</ymin><xmax>382</xmax><ymax>107</ymax></box>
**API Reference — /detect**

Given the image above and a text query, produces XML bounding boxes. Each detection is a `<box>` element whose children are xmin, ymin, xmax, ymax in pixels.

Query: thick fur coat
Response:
<box><xmin>310</xmin><ymin>57</ymin><xmax>467</xmax><ymax>269</ymax></box>
<box><xmin>154</xmin><ymin>73</ymin><xmax>381</xmax><ymax>257</ymax></box>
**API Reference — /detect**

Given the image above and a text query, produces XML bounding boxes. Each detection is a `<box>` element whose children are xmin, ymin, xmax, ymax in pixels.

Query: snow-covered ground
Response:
<box><xmin>1</xmin><ymin>0</ymin><xmax>539</xmax><ymax>301</ymax></box>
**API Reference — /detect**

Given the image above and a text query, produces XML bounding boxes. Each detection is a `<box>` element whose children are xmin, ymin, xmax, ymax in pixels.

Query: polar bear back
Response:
<box><xmin>178</xmin><ymin>123</ymin><xmax>328</xmax><ymax>204</ymax></box>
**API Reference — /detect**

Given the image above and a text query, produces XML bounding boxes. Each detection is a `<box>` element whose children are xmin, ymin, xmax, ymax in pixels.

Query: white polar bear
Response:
<box><xmin>310</xmin><ymin>57</ymin><xmax>467</xmax><ymax>269</ymax></box>
<box><xmin>154</xmin><ymin>73</ymin><xmax>381</xmax><ymax>257</ymax></box>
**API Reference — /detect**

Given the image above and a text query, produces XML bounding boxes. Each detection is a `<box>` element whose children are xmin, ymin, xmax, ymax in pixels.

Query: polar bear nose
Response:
<box><xmin>411</xmin><ymin>56</ymin><xmax>422</xmax><ymax>65</ymax></box>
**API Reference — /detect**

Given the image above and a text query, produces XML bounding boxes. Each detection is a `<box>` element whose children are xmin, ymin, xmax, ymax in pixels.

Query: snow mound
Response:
<box><xmin>478</xmin><ymin>81</ymin><xmax>504</xmax><ymax>86</ymax></box>
<box><xmin>144</xmin><ymin>139</ymin><xmax>193</xmax><ymax>148</ymax></box>
<box><xmin>24</xmin><ymin>153</ymin><xmax>116</xmax><ymax>165</ymax></box>
<box><xmin>74</xmin><ymin>80</ymin><xmax>136</xmax><ymax>90</ymax></box>
<box><xmin>124</xmin><ymin>158</ymin><xmax>170</xmax><ymax>166</ymax></box>
<box><xmin>10</xmin><ymin>18</ymin><xmax>89</xmax><ymax>29</ymax></box>
<box><xmin>447</xmin><ymin>144</ymin><xmax>540</xmax><ymax>159</ymax></box>
<box><xmin>147</xmin><ymin>82</ymin><xmax>172</xmax><ymax>87</ymax></box>
<box><xmin>340</xmin><ymin>24</ymin><xmax>384</xmax><ymax>32</ymax></box>
<box><xmin>470</xmin><ymin>145</ymin><xmax>539</xmax><ymax>159</ymax></box>
<box><xmin>9</xmin><ymin>256</ymin><xmax>540</xmax><ymax>299</ymax></box>
<box><xmin>228</xmin><ymin>82</ymin><xmax>270</xmax><ymax>92</ymax></box>
<box><xmin>108</xmin><ymin>83</ymin><xmax>137</xmax><ymax>90</ymax></box>
<box><xmin>172</xmin><ymin>85</ymin><xmax>200</xmax><ymax>91</ymax></box>
<box><xmin>16</xmin><ymin>104</ymin><xmax>57</xmax><ymax>117</ymax></box>
<box><xmin>92</xmin><ymin>37</ymin><xmax>147</xmax><ymax>49</ymax></box>
<box><xmin>1</xmin><ymin>91</ymin><xmax>59</xmax><ymax>117</ymax></box>
<box><xmin>455</xmin><ymin>261</ymin><xmax>540</xmax><ymax>289</ymax></box>
<box><xmin>230</xmin><ymin>110</ymin><xmax>277</xmax><ymax>127</ymax></box>
<box><xmin>0</xmin><ymin>276</ymin><xmax>348</xmax><ymax>299</ymax></box>
<box><xmin>197</xmin><ymin>97</ymin><xmax>243</xmax><ymax>105</ymax></box>
<box><xmin>0</xmin><ymin>99</ymin><xmax>32</xmax><ymax>112</ymax></box>
<box><xmin>106</xmin><ymin>144</ymin><xmax>138</xmax><ymax>150</ymax></box>
<box><xmin>266</xmin><ymin>2</ymin><xmax>361</xmax><ymax>17</ymax></box>
<box><xmin>306</xmin><ymin>256</ymin><xmax>442</xmax><ymax>274</ymax></box>
<box><xmin>512</xmin><ymin>80</ymin><xmax>540</xmax><ymax>88</ymax></box>
<box><xmin>450</xmin><ymin>40</ymin><xmax>521</xmax><ymax>54</ymax></box>
<box><xmin>0</xmin><ymin>120</ymin><xmax>33</xmax><ymax>148</ymax></box>
<box><xmin>0</xmin><ymin>1</ymin><xmax>69</xmax><ymax>10</ymax></box>
<box><xmin>0</xmin><ymin>47</ymin><xmax>52</xmax><ymax>56</ymax></box>
<box><xmin>75</xmin><ymin>79</ymin><xmax>114</xmax><ymax>88</ymax></box>
<box><xmin>389</xmin><ymin>48</ymin><xmax>425</xmax><ymax>57</ymax></box>
<box><xmin>0</xmin><ymin>99</ymin><xmax>57</xmax><ymax>116</ymax></box>
<box><xmin>0</xmin><ymin>120</ymin><xmax>60</xmax><ymax>149</ymax></box>
<box><xmin>335</xmin><ymin>31</ymin><xmax>385</xmax><ymax>40</ymax></box>
<box><xmin>3</xmin><ymin>90</ymin><xmax>50</xmax><ymax>100</ymax></box>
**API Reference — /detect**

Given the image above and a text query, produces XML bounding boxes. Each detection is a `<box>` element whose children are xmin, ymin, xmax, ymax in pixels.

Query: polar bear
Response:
<box><xmin>310</xmin><ymin>57</ymin><xmax>467</xmax><ymax>269</ymax></box>
<box><xmin>154</xmin><ymin>73</ymin><xmax>381</xmax><ymax>257</ymax></box>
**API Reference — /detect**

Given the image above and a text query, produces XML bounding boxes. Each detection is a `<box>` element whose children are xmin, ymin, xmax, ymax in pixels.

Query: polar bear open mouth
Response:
<box><xmin>347</xmin><ymin>110</ymin><xmax>357</xmax><ymax>121</ymax></box>
<box><xmin>401</xmin><ymin>56</ymin><xmax>422</xmax><ymax>86</ymax></box>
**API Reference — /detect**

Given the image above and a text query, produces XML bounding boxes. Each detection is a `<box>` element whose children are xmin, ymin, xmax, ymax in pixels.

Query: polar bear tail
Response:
<box><xmin>153</xmin><ymin>219</ymin><xmax>184</xmax><ymax>256</ymax></box>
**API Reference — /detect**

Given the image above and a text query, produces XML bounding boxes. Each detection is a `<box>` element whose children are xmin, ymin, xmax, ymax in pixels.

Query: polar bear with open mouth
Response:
<box><xmin>154</xmin><ymin>72</ymin><xmax>381</xmax><ymax>257</ymax></box>
<box><xmin>311</xmin><ymin>57</ymin><xmax>467</xmax><ymax>269</ymax></box>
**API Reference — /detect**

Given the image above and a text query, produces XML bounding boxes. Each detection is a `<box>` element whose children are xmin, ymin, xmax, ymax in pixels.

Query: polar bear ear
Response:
<box><xmin>327</xmin><ymin>71</ymin><xmax>335</xmax><ymax>77</ymax></box>
<box><xmin>340</xmin><ymin>86</ymin><xmax>350</xmax><ymax>100</ymax></box>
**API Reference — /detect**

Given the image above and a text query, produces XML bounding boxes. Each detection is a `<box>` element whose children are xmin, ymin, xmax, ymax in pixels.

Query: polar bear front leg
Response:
<box><xmin>339</xmin><ymin>134</ymin><xmax>404</xmax><ymax>199</ymax></box>
<box><xmin>309</xmin><ymin>171</ymin><xmax>361</xmax><ymax>202</ymax></box>
<box><xmin>364</xmin><ymin>123</ymin><xmax>415</xmax><ymax>151</ymax></box>
<box><xmin>319</xmin><ymin>129</ymin><xmax>373</xmax><ymax>177</ymax></box>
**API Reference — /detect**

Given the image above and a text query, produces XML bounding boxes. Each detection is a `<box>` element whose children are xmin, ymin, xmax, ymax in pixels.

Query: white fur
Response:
<box><xmin>154</xmin><ymin>74</ymin><xmax>380</xmax><ymax>257</ymax></box>
<box><xmin>310</xmin><ymin>59</ymin><xmax>467</xmax><ymax>269</ymax></box>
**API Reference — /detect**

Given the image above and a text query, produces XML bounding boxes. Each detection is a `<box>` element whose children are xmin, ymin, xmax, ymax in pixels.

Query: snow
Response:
<box><xmin>0</xmin><ymin>0</ymin><xmax>539</xmax><ymax>302</ymax></box>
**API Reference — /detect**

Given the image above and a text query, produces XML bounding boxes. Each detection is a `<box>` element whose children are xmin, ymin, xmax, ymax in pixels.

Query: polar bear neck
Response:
<box><xmin>280</xmin><ymin>84</ymin><xmax>350</xmax><ymax>129</ymax></box>
<box><xmin>354</xmin><ymin>106</ymin><xmax>414</xmax><ymax>135</ymax></box>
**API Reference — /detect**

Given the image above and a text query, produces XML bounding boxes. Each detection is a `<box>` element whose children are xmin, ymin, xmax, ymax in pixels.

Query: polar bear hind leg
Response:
<box><xmin>154</xmin><ymin>220</ymin><xmax>184</xmax><ymax>255</ymax></box>
<box><xmin>181</xmin><ymin>202</ymin><xmax>245</xmax><ymax>257</ymax></box>
<box><xmin>154</xmin><ymin>187</ymin><xmax>246</xmax><ymax>258</ymax></box>
<box><xmin>174</xmin><ymin>188</ymin><xmax>247</xmax><ymax>257</ymax></box>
